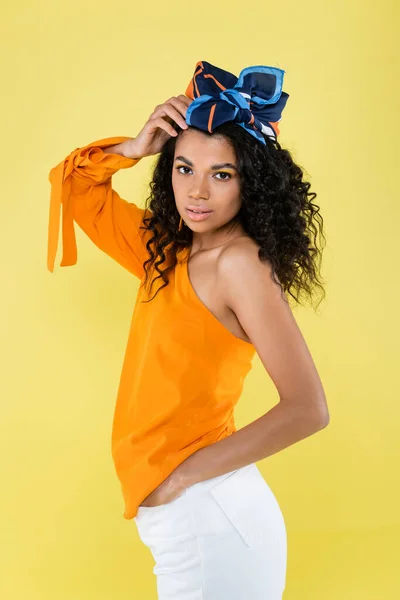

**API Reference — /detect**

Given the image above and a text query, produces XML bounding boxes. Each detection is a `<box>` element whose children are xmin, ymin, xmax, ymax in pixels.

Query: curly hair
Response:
<box><xmin>138</xmin><ymin>121</ymin><xmax>326</xmax><ymax>311</ymax></box>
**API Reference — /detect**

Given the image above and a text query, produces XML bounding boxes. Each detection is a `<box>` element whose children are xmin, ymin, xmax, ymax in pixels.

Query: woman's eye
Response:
<box><xmin>176</xmin><ymin>166</ymin><xmax>191</xmax><ymax>174</ymax></box>
<box><xmin>176</xmin><ymin>166</ymin><xmax>231</xmax><ymax>180</ymax></box>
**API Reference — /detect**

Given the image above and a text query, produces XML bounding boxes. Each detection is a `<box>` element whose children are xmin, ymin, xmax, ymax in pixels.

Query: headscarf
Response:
<box><xmin>184</xmin><ymin>60</ymin><xmax>289</xmax><ymax>145</ymax></box>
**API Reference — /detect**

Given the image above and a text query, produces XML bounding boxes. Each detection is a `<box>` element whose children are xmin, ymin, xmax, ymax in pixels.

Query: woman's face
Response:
<box><xmin>171</xmin><ymin>128</ymin><xmax>242</xmax><ymax>233</ymax></box>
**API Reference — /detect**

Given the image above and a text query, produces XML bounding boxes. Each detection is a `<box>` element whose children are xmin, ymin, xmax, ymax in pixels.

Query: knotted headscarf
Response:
<box><xmin>184</xmin><ymin>60</ymin><xmax>289</xmax><ymax>145</ymax></box>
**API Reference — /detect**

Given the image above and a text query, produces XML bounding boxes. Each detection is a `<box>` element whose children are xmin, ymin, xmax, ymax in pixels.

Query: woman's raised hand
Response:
<box><xmin>124</xmin><ymin>95</ymin><xmax>193</xmax><ymax>159</ymax></box>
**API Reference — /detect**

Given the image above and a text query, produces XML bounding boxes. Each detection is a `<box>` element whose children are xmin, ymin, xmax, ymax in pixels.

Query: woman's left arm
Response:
<box><xmin>176</xmin><ymin>242</ymin><xmax>330</xmax><ymax>488</ymax></box>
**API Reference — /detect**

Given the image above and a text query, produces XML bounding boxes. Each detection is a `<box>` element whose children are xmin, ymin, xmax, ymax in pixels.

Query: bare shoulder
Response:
<box><xmin>217</xmin><ymin>236</ymin><xmax>283</xmax><ymax>296</ymax></box>
<box><xmin>219</xmin><ymin>236</ymin><xmax>262</xmax><ymax>265</ymax></box>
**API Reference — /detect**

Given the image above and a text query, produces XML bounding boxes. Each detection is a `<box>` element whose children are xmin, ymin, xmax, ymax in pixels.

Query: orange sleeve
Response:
<box><xmin>47</xmin><ymin>136</ymin><xmax>153</xmax><ymax>279</ymax></box>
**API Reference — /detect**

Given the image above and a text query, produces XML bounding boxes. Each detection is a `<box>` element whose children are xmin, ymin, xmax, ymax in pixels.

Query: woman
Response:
<box><xmin>47</xmin><ymin>61</ymin><xmax>329</xmax><ymax>599</ymax></box>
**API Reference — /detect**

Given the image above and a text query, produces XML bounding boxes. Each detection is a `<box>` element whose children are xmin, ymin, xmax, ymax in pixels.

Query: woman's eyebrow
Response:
<box><xmin>174</xmin><ymin>156</ymin><xmax>238</xmax><ymax>171</ymax></box>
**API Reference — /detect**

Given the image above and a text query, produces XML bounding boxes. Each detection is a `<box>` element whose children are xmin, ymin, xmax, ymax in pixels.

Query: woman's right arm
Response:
<box><xmin>47</xmin><ymin>95</ymin><xmax>192</xmax><ymax>278</ymax></box>
<box><xmin>47</xmin><ymin>136</ymin><xmax>153</xmax><ymax>279</ymax></box>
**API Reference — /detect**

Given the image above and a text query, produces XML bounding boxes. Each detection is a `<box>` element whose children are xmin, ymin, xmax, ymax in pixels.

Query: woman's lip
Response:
<box><xmin>186</xmin><ymin>208</ymin><xmax>214</xmax><ymax>221</ymax></box>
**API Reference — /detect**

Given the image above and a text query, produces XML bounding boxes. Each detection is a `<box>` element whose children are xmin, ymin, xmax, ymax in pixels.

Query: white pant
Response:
<box><xmin>134</xmin><ymin>463</ymin><xmax>287</xmax><ymax>599</ymax></box>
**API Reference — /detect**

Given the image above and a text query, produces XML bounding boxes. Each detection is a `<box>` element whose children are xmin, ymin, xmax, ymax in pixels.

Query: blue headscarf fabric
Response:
<box><xmin>184</xmin><ymin>61</ymin><xmax>289</xmax><ymax>146</ymax></box>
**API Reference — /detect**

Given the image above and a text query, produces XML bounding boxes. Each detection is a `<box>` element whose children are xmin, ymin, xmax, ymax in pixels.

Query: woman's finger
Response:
<box><xmin>153</xmin><ymin>103</ymin><xmax>188</xmax><ymax>130</ymax></box>
<box><xmin>168</xmin><ymin>96</ymin><xmax>191</xmax><ymax>118</ymax></box>
<box><xmin>151</xmin><ymin>116</ymin><xmax>178</xmax><ymax>137</ymax></box>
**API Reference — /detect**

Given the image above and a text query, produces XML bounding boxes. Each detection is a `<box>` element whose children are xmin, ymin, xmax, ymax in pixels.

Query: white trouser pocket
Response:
<box><xmin>209</xmin><ymin>463</ymin><xmax>287</xmax><ymax>550</ymax></box>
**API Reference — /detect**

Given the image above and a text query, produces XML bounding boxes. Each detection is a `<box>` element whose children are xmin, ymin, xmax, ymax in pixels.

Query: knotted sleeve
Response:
<box><xmin>47</xmin><ymin>136</ymin><xmax>153</xmax><ymax>279</ymax></box>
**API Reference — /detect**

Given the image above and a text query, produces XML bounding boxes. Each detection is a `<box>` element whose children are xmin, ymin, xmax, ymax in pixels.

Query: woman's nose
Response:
<box><xmin>189</xmin><ymin>178</ymin><xmax>209</xmax><ymax>199</ymax></box>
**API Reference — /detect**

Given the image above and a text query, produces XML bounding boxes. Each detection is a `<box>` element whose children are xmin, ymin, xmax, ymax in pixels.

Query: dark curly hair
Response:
<box><xmin>138</xmin><ymin>121</ymin><xmax>326</xmax><ymax>311</ymax></box>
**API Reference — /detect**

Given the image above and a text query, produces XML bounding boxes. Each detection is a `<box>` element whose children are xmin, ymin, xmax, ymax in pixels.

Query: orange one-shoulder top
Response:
<box><xmin>47</xmin><ymin>136</ymin><xmax>256</xmax><ymax>519</ymax></box>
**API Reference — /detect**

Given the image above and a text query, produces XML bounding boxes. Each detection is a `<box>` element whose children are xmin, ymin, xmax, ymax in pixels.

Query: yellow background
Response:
<box><xmin>1</xmin><ymin>0</ymin><xmax>399</xmax><ymax>598</ymax></box>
